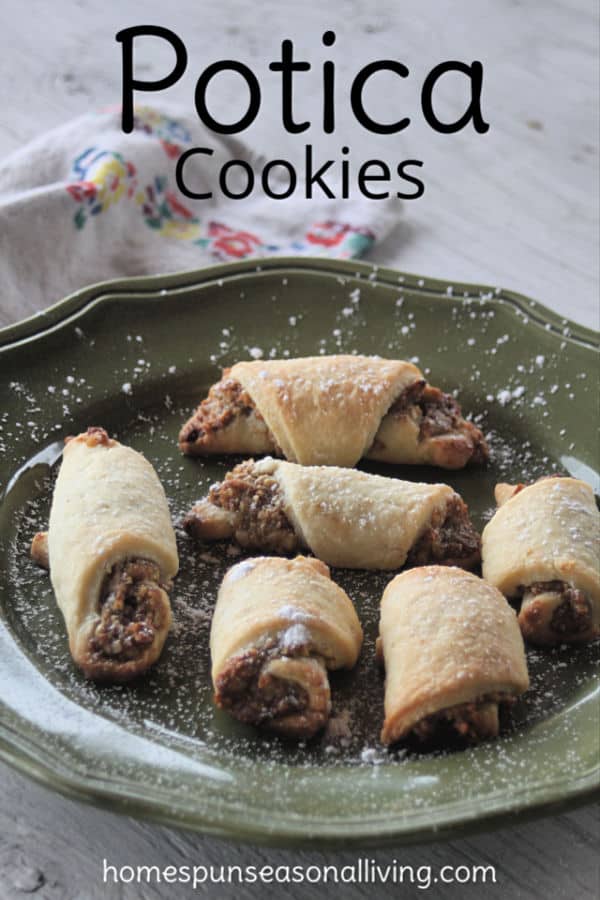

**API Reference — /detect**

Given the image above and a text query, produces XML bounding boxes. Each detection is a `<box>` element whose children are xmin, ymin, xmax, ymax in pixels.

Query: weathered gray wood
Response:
<box><xmin>0</xmin><ymin>0</ymin><xmax>598</xmax><ymax>896</ymax></box>
<box><xmin>0</xmin><ymin>764</ymin><xmax>598</xmax><ymax>900</ymax></box>
<box><xmin>0</xmin><ymin>0</ymin><xmax>598</xmax><ymax>330</ymax></box>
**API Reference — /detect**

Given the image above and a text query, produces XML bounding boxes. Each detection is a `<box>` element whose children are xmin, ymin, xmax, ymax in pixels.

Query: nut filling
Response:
<box><xmin>179</xmin><ymin>376</ymin><xmax>275</xmax><ymax>451</ymax></box>
<box><xmin>409</xmin><ymin>693</ymin><xmax>515</xmax><ymax>745</ymax></box>
<box><xmin>524</xmin><ymin>580</ymin><xmax>592</xmax><ymax>636</ymax></box>
<box><xmin>89</xmin><ymin>558</ymin><xmax>169</xmax><ymax>663</ymax></box>
<box><xmin>205</xmin><ymin>460</ymin><xmax>298</xmax><ymax>553</ymax></box>
<box><xmin>215</xmin><ymin>637</ymin><xmax>330</xmax><ymax>739</ymax></box>
<box><xmin>406</xmin><ymin>496</ymin><xmax>481</xmax><ymax>570</ymax></box>
<box><xmin>388</xmin><ymin>381</ymin><xmax>488</xmax><ymax>463</ymax></box>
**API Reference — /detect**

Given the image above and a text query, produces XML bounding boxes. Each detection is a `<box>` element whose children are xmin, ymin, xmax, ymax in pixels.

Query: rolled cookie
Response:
<box><xmin>378</xmin><ymin>566</ymin><xmax>529</xmax><ymax>746</ymax></box>
<box><xmin>179</xmin><ymin>355</ymin><xmax>487</xmax><ymax>469</ymax></box>
<box><xmin>210</xmin><ymin>555</ymin><xmax>363</xmax><ymax>738</ymax></box>
<box><xmin>184</xmin><ymin>457</ymin><xmax>481</xmax><ymax>571</ymax></box>
<box><xmin>482</xmin><ymin>478</ymin><xmax>600</xmax><ymax>646</ymax></box>
<box><xmin>32</xmin><ymin>427</ymin><xmax>178</xmax><ymax>681</ymax></box>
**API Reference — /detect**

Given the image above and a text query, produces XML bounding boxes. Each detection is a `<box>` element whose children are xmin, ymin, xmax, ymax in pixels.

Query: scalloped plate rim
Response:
<box><xmin>1</xmin><ymin>257</ymin><xmax>598</xmax><ymax>351</ymax></box>
<box><xmin>0</xmin><ymin>255</ymin><xmax>598</xmax><ymax>847</ymax></box>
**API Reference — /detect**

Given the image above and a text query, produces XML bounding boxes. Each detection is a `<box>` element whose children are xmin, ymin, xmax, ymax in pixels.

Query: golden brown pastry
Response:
<box><xmin>179</xmin><ymin>355</ymin><xmax>487</xmax><ymax>469</ymax></box>
<box><xmin>210</xmin><ymin>556</ymin><xmax>363</xmax><ymax>738</ymax></box>
<box><xmin>378</xmin><ymin>566</ymin><xmax>529</xmax><ymax>746</ymax></box>
<box><xmin>184</xmin><ymin>457</ymin><xmax>481</xmax><ymax>570</ymax></box>
<box><xmin>482</xmin><ymin>478</ymin><xmax>600</xmax><ymax>646</ymax></box>
<box><xmin>31</xmin><ymin>427</ymin><xmax>178</xmax><ymax>681</ymax></box>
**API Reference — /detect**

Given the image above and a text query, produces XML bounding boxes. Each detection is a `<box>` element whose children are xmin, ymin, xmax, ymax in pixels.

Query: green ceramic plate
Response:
<box><xmin>0</xmin><ymin>257</ymin><xmax>598</xmax><ymax>846</ymax></box>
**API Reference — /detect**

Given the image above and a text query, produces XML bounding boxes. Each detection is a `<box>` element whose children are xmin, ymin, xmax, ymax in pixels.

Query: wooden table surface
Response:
<box><xmin>0</xmin><ymin>1</ymin><xmax>598</xmax><ymax>897</ymax></box>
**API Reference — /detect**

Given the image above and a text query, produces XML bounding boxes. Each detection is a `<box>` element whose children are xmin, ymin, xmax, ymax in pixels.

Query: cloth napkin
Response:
<box><xmin>0</xmin><ymin>104</ymin><xmax>401</xmax><ymax>322</ymax></box>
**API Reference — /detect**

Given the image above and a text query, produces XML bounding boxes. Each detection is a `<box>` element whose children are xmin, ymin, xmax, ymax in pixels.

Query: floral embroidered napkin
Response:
<box><xmin>0</xmin><ymin>104</ymin><xmax>401</xmax><ymax>322</ymax></box>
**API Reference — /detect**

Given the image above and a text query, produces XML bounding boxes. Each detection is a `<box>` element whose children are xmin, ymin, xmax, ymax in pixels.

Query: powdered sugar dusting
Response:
<box><xmin>0</xmin><ymin>270</ymin><xmax>596</xmax><ymax>833</ymax></box>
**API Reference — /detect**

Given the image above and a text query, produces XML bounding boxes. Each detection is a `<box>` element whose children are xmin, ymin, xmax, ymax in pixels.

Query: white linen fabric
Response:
<box><xmin>0</xmin><ymin>104</ymin><xmax>400</xmax><ymax>320</ymax></box>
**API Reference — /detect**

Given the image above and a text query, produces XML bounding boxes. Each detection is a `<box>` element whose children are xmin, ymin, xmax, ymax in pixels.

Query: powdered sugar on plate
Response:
<box><xmin>0</xmin><ymin>271</ymin><xmax>596</xmax><ymax>831</ymax></box>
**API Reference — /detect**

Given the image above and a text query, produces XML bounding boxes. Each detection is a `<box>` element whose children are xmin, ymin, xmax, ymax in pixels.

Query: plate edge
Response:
<box><xmin>1</xmin><ymin>257</ymin><xmax>598</xmax><ymax>350</ymax></box>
